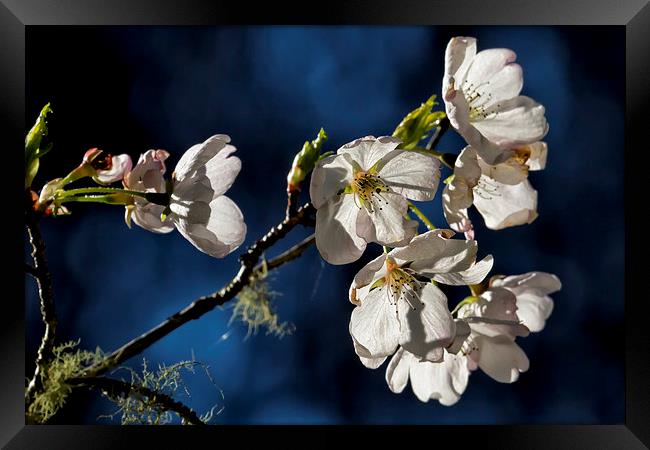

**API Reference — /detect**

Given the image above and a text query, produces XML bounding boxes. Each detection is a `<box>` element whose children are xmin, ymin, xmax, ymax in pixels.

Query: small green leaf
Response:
<box><xmin>392</xmin><ymin>95</ymin><xmax>446</xmax><ymax>150</ymax></box>
<box><xmin>25</xmin><ymin>103</ymin><xmax>53</xmax><ymax>188</ymax></box>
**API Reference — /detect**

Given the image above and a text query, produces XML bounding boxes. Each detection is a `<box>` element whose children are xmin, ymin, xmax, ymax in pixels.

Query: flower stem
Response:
<box><xmin>59</xmin><ymin>187</ymin><xmax>149</xmax><ymax>199</ymax></box>
<box><xmin>407</xmin><ymin>202</ymin><xmax>436</xmax><ymax>230</ymax></box>
<box><xmin>57</xmin><ymin>195</ymin><xmax>130</xmax><ymax>205</ymax></box>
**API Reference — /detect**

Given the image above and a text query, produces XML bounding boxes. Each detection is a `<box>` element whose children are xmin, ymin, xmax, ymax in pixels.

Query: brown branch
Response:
<box><xmin>67</xmin><ymin>376</ymin><xmax>205</xmax><ymax>425</ymax></box>
<box><xmin>24</xmin><ymin>204</ymin><xmax>58</xmax><ymax>405</ymax></box>
<box><xmin>253</xmin><ymin>233</ymin><xmax>316</xmax><ymax>278</ymax></box>
<box><xmin>427</xmin><ymin>116</ymin><xmax>450</xmax><ymax>151</ymax></box>
<box><xmin>81</xmin><ymin>203</ymin><xmax>316</xmax><ymax>379</ymax></box>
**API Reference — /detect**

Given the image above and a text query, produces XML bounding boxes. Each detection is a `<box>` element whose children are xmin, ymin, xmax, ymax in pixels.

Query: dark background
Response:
<box><xmin>25</xmin><ymin>26</ymin><xmax>624</xmax><ymax>424</ymax></box>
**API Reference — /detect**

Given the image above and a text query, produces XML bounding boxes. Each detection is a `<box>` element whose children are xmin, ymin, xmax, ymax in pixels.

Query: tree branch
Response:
<box><xmin>427</xmin><ymin>116</ymin><xmax>450</xmax><ymax>151</ymax></box>
<box><xmin>25</xmin><ymin>205</ymin><xmax>58</xmax><ymax>405</ymax></box>
<box><xmin>81</xmin><ymin>203</ymin><xmax>316</xmax><ymax>379</ymax></box>
<box><xmin>67</xmin><ymin>376</ymin><xmax>205</xmax><ymax>425</ymax></box>
<box><xmin>253</xmin><ymin>233</ymin><xmax>316</xmax><ymax>278</ymax></box>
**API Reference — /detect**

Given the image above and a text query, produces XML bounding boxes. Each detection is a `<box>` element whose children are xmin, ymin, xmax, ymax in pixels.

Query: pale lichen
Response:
<box><xmin>27</xmin><ymin>340</ymin><xmax>104</xmax><ymax>423</ymax></box>
<box><xmin>229</xmin><ymin>271</ymin><xmax>295</xmax><ymax>339</ymax></box>
<box><xmin>99</xmin><ymin>358</ymin><xmax>224</xmax><ymax>425</ymax></box>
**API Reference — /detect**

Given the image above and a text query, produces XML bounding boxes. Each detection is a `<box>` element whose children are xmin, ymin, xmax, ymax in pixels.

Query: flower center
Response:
<box><xmin>349</xmin><ymin>171</ymin><xmax>390</xmax><ymax>213</ymax></box>
<box><xmin>384</xmin><ymin>257</ymin><xmax>420</xmax><ymax>309</ymax></box>
<box><xmin>461</xmin><ymin>79</ymin><xmax>499</xmax><ymax>122</ymax></box>
<box><xmin>511</xmin><ymin>147</ymin><xmax>532</xmax><ymax>165</ymax></box>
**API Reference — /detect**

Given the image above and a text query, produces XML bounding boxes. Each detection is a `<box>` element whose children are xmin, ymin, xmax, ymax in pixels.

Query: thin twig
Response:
<box><xmin>427</xmin><ymin>116</ymin><xmax>450</xmax><ymax>151</ymax></box>
<box><xmin>24</xmin><ymin>204</ymin><xmax>58</xmax><ymax>405</ymax></box>
<box><xmin>67</xmin><ymin>376</ymin><xmax>205</xmax><ymax>425</ymax></box>
<box><xmin>80</xmin><ymin>203</ymin><xmax>316</xmax><ymax>379</ymax></box>
<box><xmin>253</xmin><ymin>233</ymin><xmax>316</xmax><ymax>277</ymax></box>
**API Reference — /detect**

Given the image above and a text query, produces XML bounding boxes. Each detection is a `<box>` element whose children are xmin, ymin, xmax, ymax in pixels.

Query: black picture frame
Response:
<box><xmin>2</xmin><ymin>1</ymin><xmax>648</xmax><ymax>448</ymax></box>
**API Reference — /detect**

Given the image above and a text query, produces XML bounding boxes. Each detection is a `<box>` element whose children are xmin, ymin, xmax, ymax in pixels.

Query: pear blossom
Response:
<box><xmin>310</xmin><ymin>136</ymin><xmax>440</xmax><ymax>265</ymax></box>
<box><xmin>443</xmin><ymin>143</ymin><xmax>547</xmax><ymax>236</ymax></box>
<box><xmin>349</xmin><ymin>229</ymin><xmax>494</xmax><ymax>363</ymax></box>
<box><xmin>490</xmin><ymin>271</ymin><xmax>561</xmax><ymax>332</ymax></box>
<box><xmin>382</xmin><ymin>273</ymin><xmax>560</xmax><ymax>404</ymax></box>
<box><xmin>83</xmin><ymin>148</ymin><xmax>133</xmax><ymax>184</ymax></box>
<box><xmin>443</xmin><ymin>36</ymin><xmax>549</xmax><ymax>164</ymax></box>
<box><xmin>125</xmin><ymin>134</ymin><xmax>247</xmax><ymax>258</ymax></box>
<box><xmin>383</xmin><ymin>287</ymin><xmax>528</xmax><ymax>404</ymax></box>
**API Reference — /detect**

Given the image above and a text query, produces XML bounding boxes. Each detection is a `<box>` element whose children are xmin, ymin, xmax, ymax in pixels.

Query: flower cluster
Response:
<box><xmin>308</xmin><ymin>36</ymin><xmax>561</xmax><ymax>404</ymax></box>
<box><xmin>30</xmin><ymin>35</ymin><xmax>561</xmax><ymax>410</ymax></box>
<box><xmin>35</xmin><ymin>134</ymin><xmax>247</xmax><ymax>258</ymax></box>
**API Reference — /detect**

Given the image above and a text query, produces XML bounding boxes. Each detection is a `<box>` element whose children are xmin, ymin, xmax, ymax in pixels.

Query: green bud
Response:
<box><xmin>392</xmin><ymin>95</ymin><xmax>446</xmax><ymax>150</ymax></box>
<box><xmin>25</xmin><ymin>103</ymin><xmax>54</xmax><ymax>189</ymax></box>
<box><xmin>287</xmin><ymin>128</ymin><xmax>328</xmax><ymax>191</ymax></box>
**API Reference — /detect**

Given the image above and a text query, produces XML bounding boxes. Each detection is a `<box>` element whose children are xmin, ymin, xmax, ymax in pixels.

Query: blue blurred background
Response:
<box><xmin>25</xmin><ymin>26</ymin><xmax>624</xmax><ymax>424</ymax></box>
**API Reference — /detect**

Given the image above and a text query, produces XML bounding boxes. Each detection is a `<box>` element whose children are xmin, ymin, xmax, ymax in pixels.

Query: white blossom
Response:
<box><xmin>443</xmin><ymin>143</ymin><xmax>547</xmax><ymax>236</ymax></box>
<box><xmin>443</xmin><ymin>36</ymin><xmax>548</xmax><ymax>165</ymax></box>
<box><xmin>310</xmin><ymin>136</ymin><xmax>440</xmax><ymax>265</ymax></box>
<box><xmin>125</xmin><ymin>135</ymin><xmax>247</xmax><ymax>258</ymax></box>
<box><xmin>490</xmin><ymin>271</ymin><xmax>561</xmax><ymax>332</ymax></box>
<box><xmin>349</xmin><ymin>229</ymin><xmax>493</xmax><ymax>363</ymax></box>
<box><xmin>382</xmin><ymin>271</ymin><xmax>560</xmax><ymax>404</ymax></box>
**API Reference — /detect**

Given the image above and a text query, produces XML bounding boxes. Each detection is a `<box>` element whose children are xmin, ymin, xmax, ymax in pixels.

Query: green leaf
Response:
<box><xmin>392</xmin><ymin>95</ymin><xmax>446</xmax><ymax>150</ymax></box>
<box><xmin>25</xmin><ymin>103</ymin><xmax>53</xmax><ymax>188</ymax></box>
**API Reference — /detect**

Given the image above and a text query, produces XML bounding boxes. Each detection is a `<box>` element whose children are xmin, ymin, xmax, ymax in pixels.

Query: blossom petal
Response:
<box><xmin>432</xmin><ymin>255</ymin><xmax>494</xmax><ymax>286</ymax></box>
<box><xmin>446</xmin><ymin>319</ymin><xmax>471</xmax><ymax>354</ymax></box>
<box><xmin>368</xmin><ymin>192</ymin><xmax>410</xmax><ymax>245</ymax></box>
<box><xmin>173</xmin><ymin>134</ymin><xmax>231</xmax><ymax>182</ymax></box>
<box><xmin>392</xmin><ymin>231</ymin><xmax>478</xmax><ymax>275</ymax></box>
<box><xmin>170</xmin><ymin>195</ymin><xmax>246</xmax><ymax>258</ymax></box>
<box><xmin>464</xmin><ymin>49</ymin><xmax>521</xmax><ymax>103</ymax></box>
<box><xmin>173</xmin><ymin>144</ymin><xmax>241</xmax><ymax>201</ymax></box>
<box><xmin>352</xmin><ymin>336</ymin><xmax>387</xmax><ymax>369</ymax></box>
<box><xmin>96</xmin><ymin>154</ymin><xmax>133</xmax><ymax>184</ymax></box>
<box><xmin>125</xmin><ymin>149</ymin><xmax>169</xmax><ymax>192</ymax></box>
<box><xmin>378</xmin><ymin>151</ymin><xmax>440</xmax><ymax>201</ymax></box>
<box><xmin>444</xmin><ymin>36</ymin><xmax>477</xmax><ymax>89</ymax></box>
<box><xmin>410</xmin><ymin>352</ymin><xmax>470</xmax><ymax>405</ymax></box>
<box><xmin>349</xmin><ymin>286</ymin><xmax>400</xmax><ymax>358</ymax></box>
<box><xmin>493</xmin><ymin>271</ymin><xmax>562</xmax><ymax>295</ymax></box>
<box><xmin>385</xmin><ymin>347</ymin><xmax>412</xmax><ymax>394</ymax></box>
<box><xmin>349</xmin><ymin>254</ymin><xmax>387</xmax><ymax>304</ymax></box>
<box><xmin>473</xmin><ymin>177</ymin><xmax>538</xmax><ymax>230</ymax></box>
<box><xmin>525</xmin><ymin>142</ymin><xmax>548</xmax><ymax>171</ymax></box>
<box><xmin>398</xmin><ymin>283</ymin><xmax>454</xmax><ymax>362</ymax></box>
<box><xmin>309</xmin><ymin>153</ymin><xmax>354</xmax><ymax>209</ymax></box>
<box><xmin>513</xmin><ymin>292</ymin><xmax>554</xmax><ymax>333</ymax></box>
<box><xmin>131</xmin><ymin>202</ymin><xmax>174</xmax><ymax>234</ymax></box>
<box><xmin>473</xmin><ymin>96</ymin><xmax>549</xmax><ymax>148</ymax></box>
<box><xmin>492</xmin><ymin>272</ymin><xmax>560</xmax><ymax>332</ymax></box>
<box><xmin>442</xmin><ymin>185</ymin><xmax>473</xmax><ymax>237</ymax></box>
<box><xmin>314</xmin><ymin>195</ymin><xmax>366</xmax><ymax>265</ymax></box>
<box><xmin>477</xmin><ymin>156</ymin><xmax>529</xmax><ymax>185</ymax></box>
<box><xmin>338</xmin><ymin>136</ymin><xmax>402</xmax><ymax>170</ymax></box>
<box><xmin>475</xmin><ymin>335</ymin><xmax>529</xmax><ymax>383</ymax></box>
<box><xmin>460</xmin><ymin>287</ymin><xmax>529</xmax><ymax>339</ymax></box>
